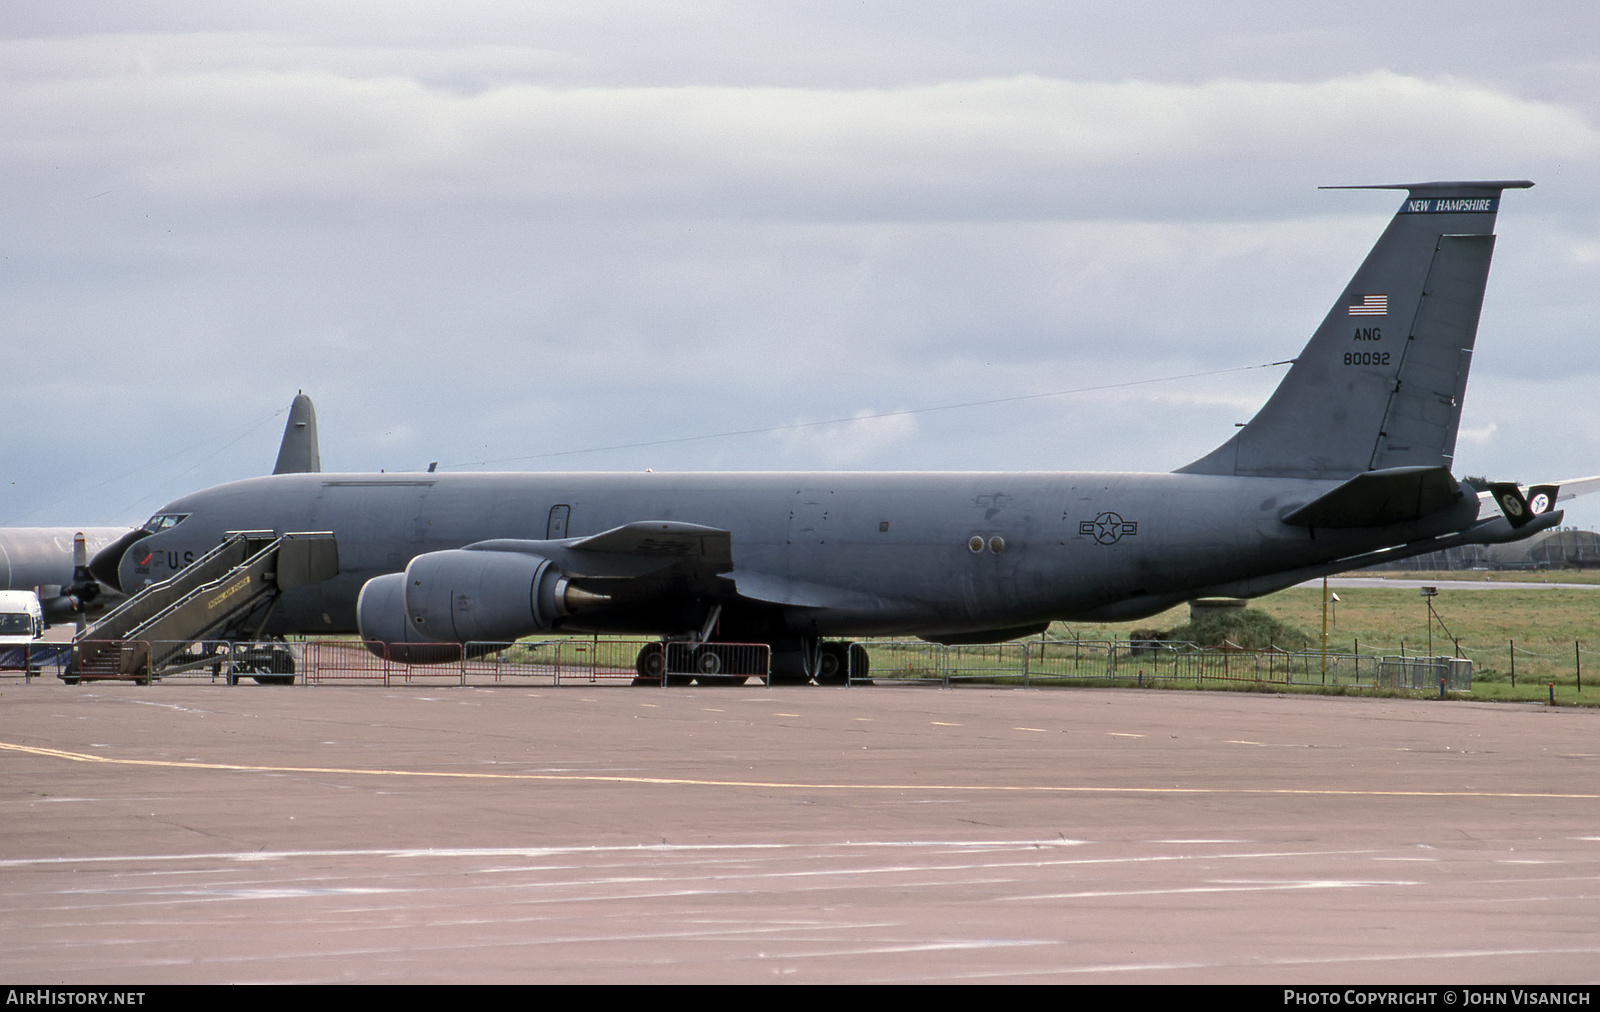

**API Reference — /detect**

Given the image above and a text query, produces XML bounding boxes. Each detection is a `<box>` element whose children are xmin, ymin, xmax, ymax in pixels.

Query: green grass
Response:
<box><xmin>1377</xmin><ymin>569</ymin><xmax>1600</xmax><ymax>585</ymax></box>
<box><xmin>299</xmin><ymin>570</ymin><xmax>1599</xmax><ymax>705</ymax></box>
<box><xmin>1047</xmin><ymin>574</ymin><xmax>1599</xmax><ymax>705</ymax></box>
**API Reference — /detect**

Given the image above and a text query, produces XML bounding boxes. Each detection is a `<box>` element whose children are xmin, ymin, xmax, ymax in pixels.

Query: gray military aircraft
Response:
<box><xmin>0</xmin><ymin>528</ymin><xmax>128</xmax><ymax>624</ymax></box>
<box><xmin>86</xmin><ymin>181</ymin><xmax>1565</xmax><ymax>681</ymax></box>
<box><xmin>1</xmin><ymin>392</ymin><xmax>324</xmax><ymax>626</ymax></box>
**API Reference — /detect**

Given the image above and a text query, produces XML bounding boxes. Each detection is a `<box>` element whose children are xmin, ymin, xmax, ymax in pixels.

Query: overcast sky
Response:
<box><xmin>4</xmin><ymin>2</ymin><xmax>1598</xmax><ymax>529</ymax></box>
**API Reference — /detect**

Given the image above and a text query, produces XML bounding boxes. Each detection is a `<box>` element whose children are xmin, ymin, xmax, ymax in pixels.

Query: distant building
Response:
<box><xmin>1369</xmin><ymin>528</ymin><xmax>1600</xmax><ymax>571</ymax></box>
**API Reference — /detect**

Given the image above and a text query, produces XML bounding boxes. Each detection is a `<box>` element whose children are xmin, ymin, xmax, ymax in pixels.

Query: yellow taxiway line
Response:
<box><xmin>4</xmin><ymin>740</ymin><xmax>1596</xmax><ymax>800</ymax></box>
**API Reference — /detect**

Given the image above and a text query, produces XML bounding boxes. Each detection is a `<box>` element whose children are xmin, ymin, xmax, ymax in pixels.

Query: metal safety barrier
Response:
<box><xmin>851</xmin><ymin>638</ymin><xmax>1467</xmax><ymax>691</ymax></box>
<box><xmin>660</xmin><ymin>641</ymin><xmax>771</xmax><ymax>684</ymax></box>
<box><xmin>43</xmin><ymin>634</ymin><xmax>1466</xmax><ymax>695</ymax></box>
<box><xmin>297</xmin><ymin>638</ymin><xmax>772</xmax><ymax>687</ymax></box>
<box><xmin>1377</xmin><ymin>655</ymin><xmax>1473</xmax><ymax>692</ymax></box>
<box><xmin>0</xmin><ymin>642</ymin><xmax>73</xmax><ymax>681</ymax></box>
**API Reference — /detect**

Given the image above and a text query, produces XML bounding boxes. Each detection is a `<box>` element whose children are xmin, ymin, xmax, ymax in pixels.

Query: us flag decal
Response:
<box><xmin>1347</xmin><ymin>294</ymin><xmax>1387</xmax><ymax>316</ymax></box>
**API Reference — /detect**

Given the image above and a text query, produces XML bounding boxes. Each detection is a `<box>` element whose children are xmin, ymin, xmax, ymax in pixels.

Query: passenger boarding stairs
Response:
<box><xmin>68</xmin><ymin>532</ymin><xmax>338</xmax><ymax>683</ymax></box>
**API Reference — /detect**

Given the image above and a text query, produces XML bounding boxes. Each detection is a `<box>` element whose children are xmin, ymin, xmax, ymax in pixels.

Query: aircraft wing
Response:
<box><xmin>729</xmin><ymin>570</ymin><xmax>899</xmax><ymax>612</ymax></box>
<box><xmin>478</xmin><ymin>523</ymin><xmax>908</xmax><ymax>619</ymax></box>
<box><xmin>1551</xmin><ymin>475</ymin><xmax>1600</xmax><ymax>502</ymax></box>
<box><xmin>566</xmin><ymin>521</ymin><xmax>733</xmax><ymax>568</ymax></box>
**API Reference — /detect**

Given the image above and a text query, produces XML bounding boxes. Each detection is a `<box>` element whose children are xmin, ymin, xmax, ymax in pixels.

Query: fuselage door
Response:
<box><xmin>547</xmin><ymin>504</ymin><xmax>571</xmax><ymax>540</ymax></box>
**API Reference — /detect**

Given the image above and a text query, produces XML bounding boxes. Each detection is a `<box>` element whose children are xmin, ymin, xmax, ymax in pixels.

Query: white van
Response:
<box><xmin>0</xmin><ymin>590</ymin><xmax>47</xmax><ymax>674</ymax></box>
<box><xmin>0</xmin><ymin>590</ymin><xmax>45</xmax><ymax>644</ymax></box>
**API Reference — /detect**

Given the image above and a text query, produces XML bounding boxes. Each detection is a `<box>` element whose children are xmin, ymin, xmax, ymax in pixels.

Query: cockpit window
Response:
<box><xmin>143</xmin><ymin>513</ymin><xmax>190</xmax><ymax>533</ymax></box>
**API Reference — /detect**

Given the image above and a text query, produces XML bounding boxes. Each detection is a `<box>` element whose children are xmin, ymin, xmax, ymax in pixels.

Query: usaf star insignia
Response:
<box><xmin>1079</xmin><ymin>511</ymin><xmax>1137</xmax><ymax>544</ymax></box>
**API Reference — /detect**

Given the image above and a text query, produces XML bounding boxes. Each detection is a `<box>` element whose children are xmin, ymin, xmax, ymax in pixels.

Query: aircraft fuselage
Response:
<box><xmin>122</xmin><ymin>469</ymin><xmax>1473</xmax><ymax>641</ymax></box>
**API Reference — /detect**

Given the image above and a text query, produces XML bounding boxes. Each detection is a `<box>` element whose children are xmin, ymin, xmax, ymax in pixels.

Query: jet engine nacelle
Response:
<box><xmin>357</xmin><ymin>548</ymin><xmax>603</xmax><ymax>663</ymax></box>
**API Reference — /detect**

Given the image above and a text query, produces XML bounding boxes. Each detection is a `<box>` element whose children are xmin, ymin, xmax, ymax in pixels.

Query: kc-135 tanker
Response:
<box><xmin>84</xmin><ymin>182</ymin><xmax>1569</xmax><ymax>681</ymax></box>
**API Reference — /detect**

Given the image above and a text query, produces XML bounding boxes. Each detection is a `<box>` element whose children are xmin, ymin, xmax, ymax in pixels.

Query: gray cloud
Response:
<box><xmin>3</xmin><ymin>5</ymin><xmax>1598</xmax><ymax>532</ymax></box>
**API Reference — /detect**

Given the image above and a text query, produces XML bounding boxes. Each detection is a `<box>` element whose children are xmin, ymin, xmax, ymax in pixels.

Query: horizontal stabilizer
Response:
<box><xmin>1487</xmin><ymin>482</ymin><xmax>1561</xmax><ymax>528</ymax></box>
<box><xmin>1527</xmin><ymin>484</ymin><xmax>1560</xmax><ymax>518</ymax></box>
<box><xmin>1193</xmin><ymin>507</ymin><xmax>1564</xmax><ymax>601</ymax></box>
<box><xmin>1282</xmin><ymin>466</ymin><xmax>1461</xmax><ymax>528</ymax></box>
<box><xmin>1476</xmin><ymin>475</ymin><xmax>1597</xmax><ymax>520</ymax></box>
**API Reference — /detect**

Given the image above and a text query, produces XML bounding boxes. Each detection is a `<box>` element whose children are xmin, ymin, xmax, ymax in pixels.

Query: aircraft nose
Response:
<box><xmin>87</xmin><ymin>528</ymin><xmax>152</xmax><ymax>593</ymax></box>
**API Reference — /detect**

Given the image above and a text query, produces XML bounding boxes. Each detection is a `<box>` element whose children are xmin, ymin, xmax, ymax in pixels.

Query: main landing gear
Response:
<box><xmin>630</xmin><ymin>638</ymin><xmax>870</xmax><ymax>686</ymax></box>
<box><xmin>631</xmin><ymin>642</ymin><xmax>753</xmax><ymax>686</ymax></box>
<box><xmin>813</xmin><ymin>640</ymin><xmax>849</xmax><ymax>685</ymax></box>
<box><xmin>805</xmin><ymin>640</ymin><xmax>869</xmax><ymax>685</ymax></box>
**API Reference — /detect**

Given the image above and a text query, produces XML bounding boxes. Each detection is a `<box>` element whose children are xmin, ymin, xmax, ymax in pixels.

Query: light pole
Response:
<box><xmin>1321</xmin><ymin>577</ymin><xmax>1329</xmax><ymax>682</ymax></box>
<box><xmin>1420</xmin><ymin>585</ymin><xmax>1438</xmax><ymax>658</ymax></box>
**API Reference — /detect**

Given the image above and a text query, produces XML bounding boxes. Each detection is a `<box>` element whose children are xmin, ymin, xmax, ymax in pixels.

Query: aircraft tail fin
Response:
<box><xmin>272</xmin><ymin>392</ymin><xmax>322</xmax><ymax>475</ymax></box>
<box><xmin>1179</xmin><ymin>181</ymin><xmax>1531</xmax><ymax>480</ymax></box>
